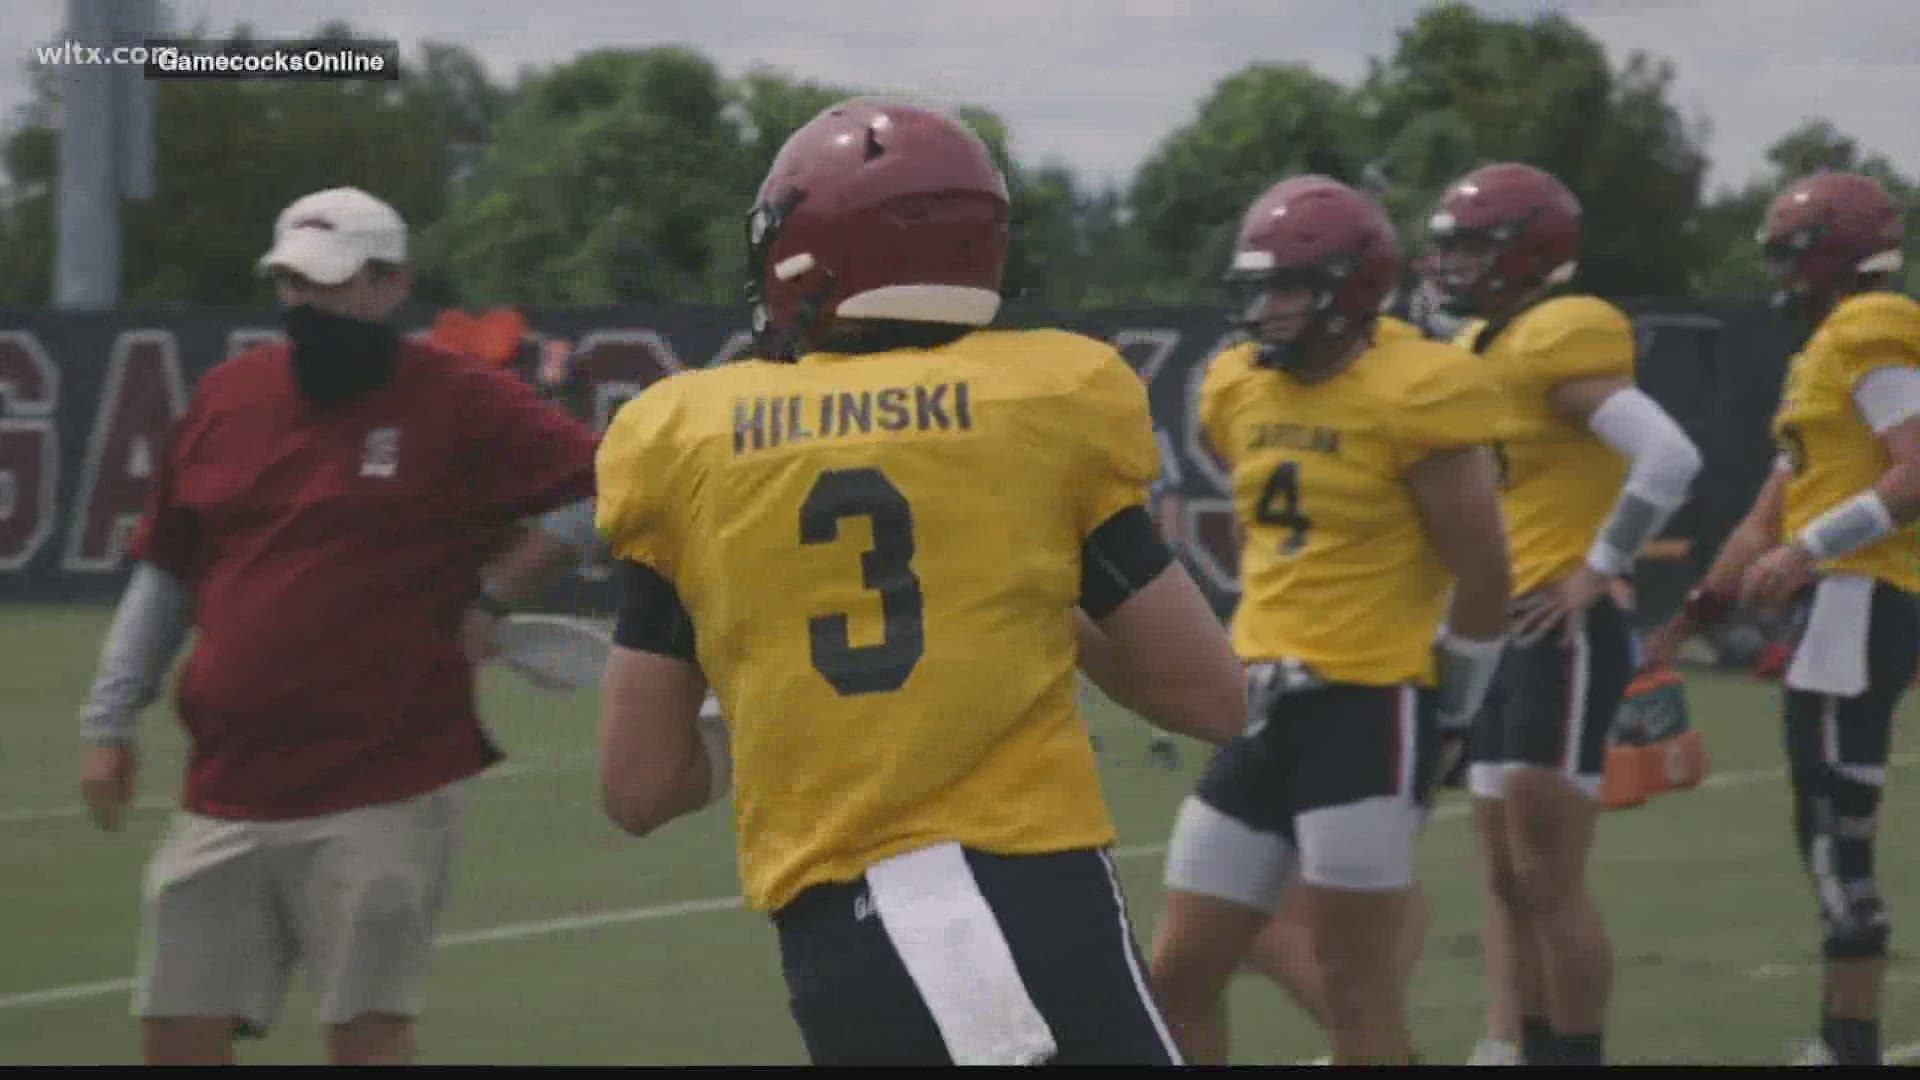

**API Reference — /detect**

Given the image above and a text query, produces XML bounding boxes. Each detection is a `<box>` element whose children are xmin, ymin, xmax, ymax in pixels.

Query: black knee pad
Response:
<box><xmin>1822</xmin><ymin>905</ymin><xmax>1891</xmax><ymax>960</ymax></box>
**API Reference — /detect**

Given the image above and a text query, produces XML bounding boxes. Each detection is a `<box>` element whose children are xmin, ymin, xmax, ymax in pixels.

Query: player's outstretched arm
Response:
<box><xmin>486</xmin><ymin>499</ymin><xmax>598</xmax><ymax>597</ymax></box>
<box><xmin>466</xmin><ymin>498</ymin><xmax>600</xmax><ymax>662</ymax></box>
<box><xmin>1704</xmin><ymin>466</ymin><xmax>1791</xmax><ymax>598</ymax></box>
<box><xmin>1077</xmin><ymin>563</ymin><xmax>1247</xmax><ymax>747</ymax></box>
<box><xmin>1641</xmin><ymin>463</ymin><xmax>1788</xmax><ymax>668</ymax></box>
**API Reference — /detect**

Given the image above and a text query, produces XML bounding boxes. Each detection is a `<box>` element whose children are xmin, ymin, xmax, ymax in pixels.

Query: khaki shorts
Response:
<box><xmin>134</xmin><ymin>783</ymin><xmax>464</xmax><ymax>1036</ymax></box>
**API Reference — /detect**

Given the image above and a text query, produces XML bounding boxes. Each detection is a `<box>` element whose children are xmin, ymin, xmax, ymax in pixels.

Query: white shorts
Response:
<box><xmin>1165</xmin><ymin>681</ymin><xmax>1434</xmax><ymax>898</ymax></box>
<box><xmin>135</xmin><ymin>783</ymin><xmax>464</xmax><ymax>1035</ymax></box>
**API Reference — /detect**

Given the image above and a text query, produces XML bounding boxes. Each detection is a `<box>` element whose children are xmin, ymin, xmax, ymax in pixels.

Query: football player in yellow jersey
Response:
<box><xmin>1164</xmin><ymin>299</ymin><xmax>1442</xmax><ymax>1052</ymax></box>
<box><xmin>591</xmin><ymin>100</ymin><xmax>1247</xmax><ymax>1067</ymax></box>
<box><xmin>1426</xmin><ymin>162</ymin><xmax>1704</xmax><ymax>1068</ymax></box>
<box><xmin>1644</xmin><ymin>172</ymin><xmax>1918</xmax><ymax>1067</ymax></box>
<box><xmin>1144</xmin><ymin>176</ymin><xmax>1513</xmax><ymax>1066</ymax></box>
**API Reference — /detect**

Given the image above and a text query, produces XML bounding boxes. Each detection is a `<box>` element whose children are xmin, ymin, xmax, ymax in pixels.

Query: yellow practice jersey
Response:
<box><xmin>1456</xmin><ymin>296</ymin><xmax>1635</xmax><ymax>596</ymax></box>
<box><xmin>1772</xmin><ymin>291</ymin><xmax>1920</xmax><ymax>593</ymax></box>
<box><xmin>596</xmin><ymin>329</ymin><xmax>1157</xmax><ymax>913</ymax></box>
<box><xmin>1198</xmin><ymin>335</ymin><xmax>1503</xmax><ymax>685</ymax></box>
<box><xmin>1374</xmin><ymin>313</ymin><xmax>1426</xmax><ymax>345</ymax></box>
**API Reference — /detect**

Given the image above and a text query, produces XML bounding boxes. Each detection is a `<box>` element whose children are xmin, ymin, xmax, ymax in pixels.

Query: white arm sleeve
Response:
<box><xmin>1853</xmin><ymin>366</ymin><xmax>1920</xmax><ymax>433</ymax></box>
<box><xmin>1584</xmin><ymin>388</ymin><xmax>1704</xmax><ymax>574</ymax></box>
<box><xmin>1590</xmin><ymin>388</ymin><xmax>1703</xmax><ymax>508</ymax></box>
<box><xmin>79</xmin><ymin>563</ymin><xmax>193</xmax><ymax>744</ymax></box>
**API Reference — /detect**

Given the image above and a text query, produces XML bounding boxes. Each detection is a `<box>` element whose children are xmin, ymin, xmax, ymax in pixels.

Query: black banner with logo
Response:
<box><xmin>0</xmin><ymin>299</ymin><xmax>1804</xmax><ymax>621</ymax></box>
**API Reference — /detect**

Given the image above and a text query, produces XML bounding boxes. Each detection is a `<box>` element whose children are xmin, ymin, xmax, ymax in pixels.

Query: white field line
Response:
<box><xmin>0</xmin><ymin>753</ymin><xmax>598</xmax><ymax>826</ymax></box>
<box><xmin>8</xmin><ymin>751</ymin><xmax>1915</xmax><ymax>1013</ymax></box>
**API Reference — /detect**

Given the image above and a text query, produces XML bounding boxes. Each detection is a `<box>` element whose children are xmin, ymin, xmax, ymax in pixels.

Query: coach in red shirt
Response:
<box><xmin>75</xmin><ymin>187</ymin><xmax>601</xmax><ymax>1066</ymax></box>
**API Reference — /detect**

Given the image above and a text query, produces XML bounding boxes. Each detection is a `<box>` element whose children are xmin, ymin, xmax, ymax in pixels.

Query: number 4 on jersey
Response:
<box><xmin>1255</xmin><ymin>461</ymin><xmax>1311</xmax><ymax>556</ymax></box>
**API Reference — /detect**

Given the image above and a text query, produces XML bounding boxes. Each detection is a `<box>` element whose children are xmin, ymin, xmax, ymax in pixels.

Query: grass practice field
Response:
<box><xmin>2</xmin><ymin>603</ymin><xmax>1917</xmax><ymax>1065</ymax></box>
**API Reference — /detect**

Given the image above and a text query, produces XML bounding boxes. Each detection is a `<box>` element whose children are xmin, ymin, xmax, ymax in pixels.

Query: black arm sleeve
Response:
<box><xmin>613</xmin><ymin>559</ymin><xmax>698</xmax><ymax>660</ymax></box>
<box><xmin>1079</xmin><ymin>505</ymin><xmax>1175</xmax><ymax>620</ymax></box>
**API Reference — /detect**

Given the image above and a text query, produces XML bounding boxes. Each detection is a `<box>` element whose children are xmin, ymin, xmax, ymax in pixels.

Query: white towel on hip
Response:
<box><xmin>1785</xmin><ymin>573</ymin><xmax>1874</xmax><ymax>698</ymax></box>
<box><xmin>864</xmin><ymin>841</ymin><xmax>1058</xmax><ymax>1066</ymax></box>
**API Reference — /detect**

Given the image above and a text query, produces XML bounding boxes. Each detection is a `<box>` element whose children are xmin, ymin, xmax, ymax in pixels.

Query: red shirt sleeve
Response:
<box><xmin>126</xmin><ymin>397</ymin><xmax>203</xmax><ymax>581</ymax></box>
<box><xmin>457</xmin><ymin>363</ymin><xmax>599</xmax><ymax>520</ymax></box>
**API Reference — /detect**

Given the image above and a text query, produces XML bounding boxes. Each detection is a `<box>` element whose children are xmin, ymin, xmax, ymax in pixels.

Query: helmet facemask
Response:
<box><xmin>1225</xmin><ymin>260</ymin><xmax>1363</xmax><ymax>380</ymax></box>
<box><xmin>1426</xmin><ymin>212</ymin><xmax>1535</xmax><ymax>318</ymax></box>
<box><xmin>1755</xmin><ymin>218</ymin><xmax>1899</xmax><ymax>318</ymax></box>
<box><xmin>744</xmin><ymin>186</ymin><xmax>837</xmax><ymax>362</ymax></box>
<box><xmin>1760</xmin><ymin>223</ymin><xmax>1823</xmax><ymax>314</ymax></box>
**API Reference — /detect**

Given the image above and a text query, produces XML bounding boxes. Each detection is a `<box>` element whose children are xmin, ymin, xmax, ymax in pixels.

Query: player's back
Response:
<box><xmin>597</xmin><ymin>327</ymin><xmax>1155</xmax><ymax>912</ymax></box>
<box><xmin>1456</xmin><ymin>294</ymin><xmax>1635</xmax><ymax>595</ymax></box>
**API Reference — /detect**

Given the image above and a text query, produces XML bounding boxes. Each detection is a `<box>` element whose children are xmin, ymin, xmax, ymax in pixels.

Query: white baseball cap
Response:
<box><xmin>258</xmin><ymin>187</ymin><xmax>408</xmax><ymax>286</ymax></box>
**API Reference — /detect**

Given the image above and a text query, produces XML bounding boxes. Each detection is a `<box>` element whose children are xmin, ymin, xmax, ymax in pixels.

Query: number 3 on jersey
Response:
<box><xmin>800</xmin><ymin>467</ymin><xmax>926</xmax><ymax>696</ymax></box>
<box><xmin>1256</xmin><ymin>461</ymin><xmax>1311</xmax><ymax>556</ymax></box>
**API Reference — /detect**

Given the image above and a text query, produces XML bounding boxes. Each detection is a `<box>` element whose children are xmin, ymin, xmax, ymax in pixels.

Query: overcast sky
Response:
<box><xmin>7</xmin><ymin>0</ymin><xmax>1918</xmax><ymax>197</ymax></box>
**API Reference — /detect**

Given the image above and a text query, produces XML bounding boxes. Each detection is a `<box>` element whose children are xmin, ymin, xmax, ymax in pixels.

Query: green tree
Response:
<box><xmin>121</xmin><ymin>32</ymin><xmax>451</xmax><ymax>304</ymax></box>
<box><xmin>426</xmin><ymin>54</ymin><xmax>1063</xmax><ymax>310</ymax></box>
<box><xmin>0</xmin><ymin>23</ymin><xmax>505</xmax><ymax>305</ymax></box>
<box><xmin>416</xmin><ymin>41</ymin><xmax>517</xmax><ymax>195</ymax></box>
<box><xmin>1357</xmin><ymin>2</ymin><xmax>1711</xmax><ymax>296</ymax></box>
<box><xmin>0</xmin><ymin>67</ymin><xmax>57</xmax><ymax>303</ymax></box>
<box><xmin>1125</xmin><ymin>65</ymin><xmax>1365</xmax><ymax>302</ymax></box>
<box><xmin>1363</xmin><ymin>110</ymin><xmax>1480</xmax><ymax>237</ymax></box>
<box><xmin>1693</xmin><ymin>119</ymin><xmax>1919</xmax><ymax>298</ymax></box>
<box><xmin>1002</xmin><ymin>163</ymin><xmax>1090</xmax><ymax>305</ymax></box>
<box><xmin>733</xmin><ymin>69</ymin><xmax>853</xmax><ymax>179</ymax></box>
<box><xmin>421</xmin><ymin>47</ymin><xmax>746</xmax><ymax>306</ymax></box>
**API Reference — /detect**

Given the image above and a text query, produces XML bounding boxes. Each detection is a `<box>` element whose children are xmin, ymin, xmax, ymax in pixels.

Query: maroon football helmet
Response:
<box><xmin>1426</xmin><ymin>162</ymin><xmax>1581</xmax><ymax>318</ymax></box>
<box><xmin>1224</xmin><ymin>175</ymin><xmax>1402</xmax><ymax>375</ymax></box>
<box><xmin>745</xmin><ymin>100</ymin><xmax>1010</xmax><ymax>360</ymax></box>
<box><xmin>1759</xmin><ymin>171</ymin><xmax>1905</xmax><ymax>315</ymax></box>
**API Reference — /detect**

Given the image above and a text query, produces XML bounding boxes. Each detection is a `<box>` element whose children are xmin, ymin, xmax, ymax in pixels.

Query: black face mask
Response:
<box><xmin>285</xmin><ymin>304</ymin><xmax>401</xmax><ymax>408</ymax></box>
